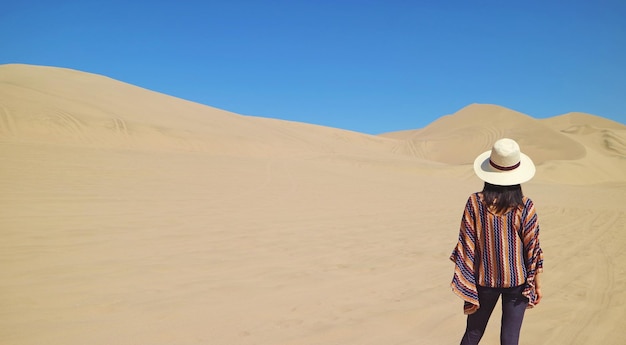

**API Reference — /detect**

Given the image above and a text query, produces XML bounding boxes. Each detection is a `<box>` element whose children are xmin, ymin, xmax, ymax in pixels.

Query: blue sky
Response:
<box><xmin>1</xmin><ymin>0</ymin><xmax>625</xmax><ymax>134</ymax></box>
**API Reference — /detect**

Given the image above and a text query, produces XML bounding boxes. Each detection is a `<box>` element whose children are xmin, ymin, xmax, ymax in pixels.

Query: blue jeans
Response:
<box><xmin>460</xmin><ymin>285</ymin><xmax>528</xmax><ymax>345</ymax></box>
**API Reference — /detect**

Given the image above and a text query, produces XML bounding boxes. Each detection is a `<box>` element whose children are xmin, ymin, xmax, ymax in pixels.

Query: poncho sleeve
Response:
<box><xmin>520</xmin><ymin>198</ymin><xmax>544</xmax><ymax>308</ymax></box>
<box><xmin>450</xmin><ymin>195</ymin><xmax>480</xmax><ymax>315</ymax></box>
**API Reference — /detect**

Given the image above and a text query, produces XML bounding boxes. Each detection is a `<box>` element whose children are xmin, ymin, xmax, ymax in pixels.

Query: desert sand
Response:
<box><xmin>1</xmin><ymin>64</ymin><xmax>625</xmax><ymax>344</ymax></box>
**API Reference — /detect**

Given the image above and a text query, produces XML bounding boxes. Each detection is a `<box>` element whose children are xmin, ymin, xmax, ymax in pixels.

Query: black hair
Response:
<box><xmin>481</xmin><ymin>182</ymin><xmax>524</xmax><ymax>214</ymax></box>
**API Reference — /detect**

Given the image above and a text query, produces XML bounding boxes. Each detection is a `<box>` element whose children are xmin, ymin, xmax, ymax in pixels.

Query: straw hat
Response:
<box><xmin>473</xmin><ymin>138</ymin><xmax>535</xmax><ymax>186</ymax></box>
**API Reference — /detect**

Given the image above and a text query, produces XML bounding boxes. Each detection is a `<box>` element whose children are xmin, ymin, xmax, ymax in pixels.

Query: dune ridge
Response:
<box><xmin>0</xmin><ymin>64</ymin><xmax>406</xmax><ymax>160</ymax></box>
<box><xmin>380</xmin><ymin>104</ymin><xmax>626</xmax><ymax>184</ymax></box>
<box><xmin>2</xmin><ymin>64</ymin><xmax>625</xmax><ymax>345</ymax></box>
<box><xmin>3</xmin><ymin>64</ymin><xmax>625</xmax><ymax>184</ymax></box>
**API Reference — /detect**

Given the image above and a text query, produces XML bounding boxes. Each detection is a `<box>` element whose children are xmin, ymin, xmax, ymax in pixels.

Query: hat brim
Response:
<box><xmin>473</xmin><ymin>150</ymin><xmax>536</xmax><ymax>186</ymax></box>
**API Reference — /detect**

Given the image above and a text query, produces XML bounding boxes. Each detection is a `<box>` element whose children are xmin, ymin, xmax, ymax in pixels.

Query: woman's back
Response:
<box><xmin>470</xmin><ymin>192</ymin><xmax>529</xmax><ymax>289</ymax></box>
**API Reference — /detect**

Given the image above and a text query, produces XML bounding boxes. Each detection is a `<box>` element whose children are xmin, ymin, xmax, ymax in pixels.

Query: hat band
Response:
<box><xmin>489</xmin><ymin>159</ymin><xmax>520</xmax><ymax>171</ymax></box>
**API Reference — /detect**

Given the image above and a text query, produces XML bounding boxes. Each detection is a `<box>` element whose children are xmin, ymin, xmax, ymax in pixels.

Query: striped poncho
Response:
<box><xmin>450</xmin><ymin>192</ymin><xmax>544</xmax><ymax>315</ymax></box>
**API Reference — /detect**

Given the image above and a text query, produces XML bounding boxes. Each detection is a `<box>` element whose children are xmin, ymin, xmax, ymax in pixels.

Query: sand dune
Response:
<box><xmin>1</xmin><ymin>64</ymin><xmax>626</xmax><ymax>344</ymax></box>
<box><xmin>381</xmin><ymin>104</ymin><xmax>626</xmax><ymax>184</ymax></box>
<box><xmin>380</xmin><ymin>104</ymin><xmax>587</xmax><ymax>165</ymax></box>
<box><xmin>542</xmin><ymin>112</ymin><xmax>626</xmax><ymax>158</ymax></box>
<box><xmin>0</xmin><ymin>64</ymin><xmax>406</xmax><ymax>160</ymax></box>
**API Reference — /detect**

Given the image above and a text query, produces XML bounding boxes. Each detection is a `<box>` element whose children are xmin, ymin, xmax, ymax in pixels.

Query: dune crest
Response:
<box><xmin>381</xmin><ymin>104</ymin><xmax>586</xmax><ymax>164</ymax></box>
<box><xmin>381</xmin><ymin>104</ymin><xmax>626</xmax><ymax>184</ymax></box>
<box><xmin>2</xmin><ymin>64</ymin><xmax>624</xmax><ymax>184</ymax></box>
<box><xmin>0</xmin><ymin>64</ymin><xmax>402</xmax><ymax>159</ymax></box>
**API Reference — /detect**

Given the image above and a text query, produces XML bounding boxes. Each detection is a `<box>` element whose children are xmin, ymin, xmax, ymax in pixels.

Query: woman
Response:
<box><xmin>450</xmin><ymin>138</ymin><xmax>544</xmax><ymax>345</ymax></box>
